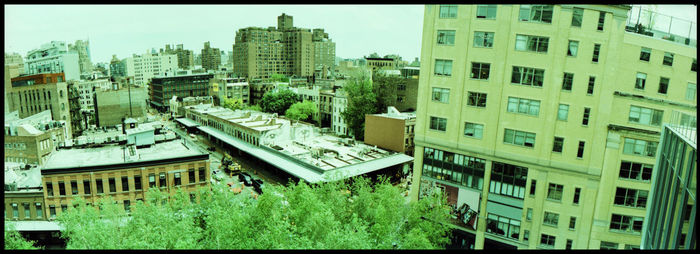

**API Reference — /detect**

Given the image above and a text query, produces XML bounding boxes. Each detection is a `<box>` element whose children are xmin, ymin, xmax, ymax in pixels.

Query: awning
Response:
<box><xmin>8</xmin><ymin>220</ymin><xmax>63</xmax><ymax>231</ymax></box>
<box><xmin>175</xmin><ymin>118</ymin><xmax>200</xmax><ymax>128</ymax></box>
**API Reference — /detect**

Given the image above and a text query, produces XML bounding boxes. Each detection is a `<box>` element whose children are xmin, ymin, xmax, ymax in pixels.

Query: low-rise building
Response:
<box><xmin>212</xmin><ymin>77</ymin><xmax>249</xmax><ymax>106</ymax></box>
<box><xmin>94</xmin><ymin>86</ymin><xmax>148</xmax><ymax>127</ymax></box>
<box><xmin>364</xmin><ymin>107</ymin><xmax>416</xmax><ymax>156</ymax></box>
<box><xmin>149</xmin><ymin>70</ymin><xmax>213</xmax><ymax>112</ymax></box>
<box><xmin>8</xmin><ymin>73</ymin><xmax>72</xmax><ymax>137</ymax></box>
<box><xmin>4</xmin><ymin>162</ymin><xmax>45</xmax><ymax>221</ymax></box>
<box><xmin>5</xmin><ymin>110</ymin><xmax>68</xmax><ymax>165</ymax></box>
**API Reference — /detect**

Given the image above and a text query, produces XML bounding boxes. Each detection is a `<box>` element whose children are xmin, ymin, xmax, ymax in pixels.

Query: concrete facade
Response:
<box><xmin>364</xmin><ymin>107</ymin><xmax>416</xmax><ymax>155</ymax></box>
<box><xmin>94</xmin><ymin>86</ymin><xmax>148</xmax><ymax>127</ymax></box>
<box><xmin>201</xmin><ymin>41</ymin><xmax>221</xmax><ymax>71</ymax></box>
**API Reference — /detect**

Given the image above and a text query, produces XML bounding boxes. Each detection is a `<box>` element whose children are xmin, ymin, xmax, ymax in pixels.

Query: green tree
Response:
<box><xmin>56</xmin><ymin>177</ymin><xmax>451</xmax><ymax>250</ymax></box>
<box><xmin>340</xmin><ymin>78</ymin><xmax>376</xmax><ymax>140</ymax></box>
<box><xmin>4</xmin><ymin>223</ymin><xmax>39</xmax><ymax>250</ymax></box>
<box><xmin>222</xmin><ymin>98</ymin><xmax>244</xmax><ymax>111</ymax></box>
<box><xmin>285</xmin><ymin>100</ymin><xmax>318</xmax><ymax>123</ymax></box>
<box><xmin>245</xmin><ymin>104</ymin><xmax>263</xmax><ymax>112</ymax></box>
<box><xmin>270</xmin><ymin>73</ymin><xmax>289</xmax><ymax>83</ymax></box>
<box><xmin>371</xmin><ymin>75</ymin><xmax>404</xmax><ymax>113</ymax></box>
<box><xmin>259</xmin><ymin>89</ymin><xmax>300</xmax><ymax>115</ymax></box>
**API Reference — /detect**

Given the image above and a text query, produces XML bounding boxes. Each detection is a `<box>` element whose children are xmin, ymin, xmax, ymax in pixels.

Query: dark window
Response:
<box><xmin>121</xmin><ymin>176</ymin><xmax>129</xmax><ymax>192</ymax></box>
<box><xmin>476</xmin><ymin>5</ymin><xmax>497</xmax><ymax>19</ymax></box>
<box><xmin>159</xmin><ymin>173</ymin><xmax>166</xmax><ymax>187</ymax></box>
<box><xmin>58</xmin><ymin>181</ymin><xmax>66</xmax><ymax>196</ymax></box>
<box><xmin>108</xmin><ymin>178</ymin><xmax>116</xmax><ymax>193</ymax></box>
<box><xmin>569</xmin><ymin>217</ymin><xmax>577</xmax><ymax>229</ymax></box>
<box><xmin>597</xmin><ymin>11</ymin><xmax>605</xmax><ymax>31</ymax></box>
<box><xmin>610</xmin><ymin>214</ymin><xmax>644</xmax><ymax>233</ymax></box>
<box><xmin>83</xmin><ymin>180</ymin><xmax>91</xmax><ymax>195</ymax></box>
<box><xmin>467</xmin><ymin>92</ymin><xmax>487</xmax><ymax>107</ymax></box>
<box><xmin>540</xmin><ymin>234</ymin><xmax>555</xmax><ymax>247</ymax></box>
<box><xmin>592</xmin><ymin>44</ymin><xmax>600</xmax><ymax>62</ymax></box>
<box><xmin>640</xmin><ymin>47</ymin><xmax>651</xmax><ymax>61</ymax></box>
<box><xmin>71</xmin><ymin>180</ymin><xmax>78</xmax><ymax>195</ymax></box>
<box><xmin>577</xmin><ymin>141</ymin><xmax>585</xmax><ymax>158</ymax></box>
<box><xmin>61</xmin><ymin>205</ymin><xmax>68</xmax><ymax>213</ymax></box>
<box><xmin>471</xmin><ymin>62</ymin><xmax>490</xmax><ymax>80</ymax></box>
<box><xmin>614</xmin><ymin>187</ymin><xmax>648</xmax><ymax>208</ymax></box>
<box><xmin>547</xmin><ymin>183</ymin><xmax>563</xmax><ymax>201</ymax></box>
<box><xmin>46</xmin><ymin>182</ymin><xmax>54</xmax><ymax>196</ymax></box>
<box><xmin>529</xmin><ymin>180</ymin><xmax>536</xmax><ymax>196</ymax></box>
<box><xmin>199</xmin><ymin>167</ymin><xmax>206</xmax><ymax>182</ymax></box>
<box><xmin>189</xmin><ymin>169</ymin><xmax>196</xmax><ymax>184</ymax></box>
<box><xmin>571</xmin><ymin>7</ymin><xmax>583</xmax><ymax>27</ymax></box>
<box><xmin>553</xmin><ymin>137</ymin><xmax>564</xmax><ymax>153</ymax></box>
<box><xmin>134</xmin><ymin>175</ymin><xmax>142</xmax><ymax>190</ymax></box>
<box><xmin>566</xmin><ymin>239</ymin><xmax>573</xmax><ymax>249</ymax></box>
<box><xmin>692</xmin><ymin>58</ymin><xmax>697</xmax><ymax>72</ymax></box>
<box><xmin>174</xmin><ymin>172</ymin><xmax>181</xmax><ymax>186</ymax></box>
<box><xmin>429</xmin><ymin>116</ymin><xmax>447</xmax><ymax>131</ymax></box>
<box><xmin>96</xmin><ymin>179</ymin><xmax>104</xmax><ymax>194</ymax></box>
<box><xmin>663</xmin><ymin>52</ymin><xmax>674</xmax><ymax>66</ymax></box>
<box><xmin>573</xmin><ymin>187</ymin><xmax>581</xmax><ymax>204</ymax></box>
<box><xmin>519</xmin><ymin>5</ymin><xmax>553</xmax><ymax>23</ymax></box>
<box><xmin>587</xmin><ymin>76</ymin><xmax>595</xmax><ymax>95</ymax></box>
<box><xmin>511</xmin><ymin>66</ymin><xmax>545</xmax><ymax>87</ymax></box>
<box><xmin>619</xmin><ymin>161</ymin><xmax>653</xmax><ymax>181</ymax></box>
<box><xmin>49</xmin><ymin>205</ymin><xmax>56</xmax><ymax>218</ymax></box>
<box><xmin>123</xmin><ymin>200</ymin><xmax>131</xmax><ymax>213</ymax></box>
<box><xmin>489</xmin><ymin>162</ymin><xmax>528</xmax><ymax>199</ymax></box>
<box><xmin>582</xmin><ymin>108</ymin><xmax>590</xmax><ymax>126</ymax></box>
<box><xmin>437</xmin><ymin>30</ymin><xmax>456</xmax><ymax>45</ymax></box>
<box><xmin>422</xmin><ymin>147</ymin><xmax>486</xmax><ymax>190</ymax></box>
<box><xmin>658</xmin><ymin>77</ymin><xmax>669</xmax><ymax>94</ymax></box>
<box><xmin>562</xmin><ymin>72</ymin><xmax>573</xmax><ymax>91</ymax></box>
<box><xmin>149</xmin><ymin>174</ymin><xmax>156</xmax><ymax>188</ymax></box>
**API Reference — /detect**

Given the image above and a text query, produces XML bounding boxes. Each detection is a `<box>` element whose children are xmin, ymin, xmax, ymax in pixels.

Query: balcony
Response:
<box><xmin>625</xmin><ymin>5</ymin><xmax>697</xmax><ymax>48</ymax></box>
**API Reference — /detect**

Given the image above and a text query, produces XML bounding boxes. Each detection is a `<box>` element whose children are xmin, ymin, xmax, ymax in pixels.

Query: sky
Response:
<box><xmin>5</xmin><ymin>5</ymin><xmax>696</xmax><ymax>64</ymax></box>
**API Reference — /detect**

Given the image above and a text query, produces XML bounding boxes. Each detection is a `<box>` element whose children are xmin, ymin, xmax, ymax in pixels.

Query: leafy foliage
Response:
<box><xmin>4</xmin><ymin>223</ymin><xmax>39</xmax><ymax>250</ymax></box>
<box><xmin>56</xmin><ymin>177</ymin><xmax>451</xmax><ymax>250</ymax></box>
<box><xmin>340</xmin><ymin>78</ymin><xmax>377</xmax><ymax>140</ymax></box>
<box><xmin>221</xmin><ymin>98</ymin><xmax>245</xmax><ymax>111</ymax></box>
<box><xmin>259</xmin><ymin>89</ymin><xmax>300</xmax><ymax>115</ymax></box>
<box><xmin>285</xmin><ymin>100</ymin><xmax>318</xmax><ymax>123</ymax></box>
<box><xmin>371</xmin><ymin>75</ymin><xmax>404</xmax><ymax>113</ymax></box>
<box><xmin>244</xmin><ymin>104</ymin><xmax>263</xmax><ymax>112</ymax></box>
<box><xmin>269</xmin><ymin>73</ymin><xmax>290</xmax><ymax>83</ymax></box>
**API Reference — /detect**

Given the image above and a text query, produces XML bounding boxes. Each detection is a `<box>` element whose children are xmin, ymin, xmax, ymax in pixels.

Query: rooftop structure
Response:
<box><xmin>4</xmin><ymin>162</ymin><xmax>42</xmax><ymax>190</ymax></box>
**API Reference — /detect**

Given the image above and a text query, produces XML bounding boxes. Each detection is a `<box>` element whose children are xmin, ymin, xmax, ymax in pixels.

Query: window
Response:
<box><xmin>566</xmin><ymin>239</ymin><xmax>573</xmax><ymax>249</ymax></box>
<box><xmin>61</xmin><ymin>205</ymin><xmax>68</xmax><ymax>213</ymax></box>
<box><xmin>524</xmin><ymin>230</ymin><xmax>530</xmax><ymax>241</ymax></box>
<box><xmin>434</xmin><ymin>59</ymin><xmax>452</xmax><ymax>76</ymax></box>
<box><xmin>199</xmin><ymin>167</ymin><xmax>206</xmax><ymax>182</ymax></box>
<box><xmin>422</xmin><ymin>147</ymin><xmax>486</xmax><ymax>190</ymax></box>
<box><xmin>187</xmin><ymin>169</ymin><xmax>196</xmax><ymax>184</ymax></box>
<box><xmin>547</xmin><ymin>183</ymin><xmax>563</xmax><ymax>201</ymax></box>
<box><xmin>159</xmin><ymin>173</ymin><xmax>166</xmax><ymax>187</ymax></box>
<box><xmin>467</xmin><ymin>92</ymin><xmax>487</xmax><ymax>107</ymax></box>
<box><xmin>571</xmin><ymin>7</ymin><xmax>583</xmax><ymax>27</ymax></box>
<box><xmin>437</xmin><ymin>30</ymin><xmax>456</xmax><ymax>45</ymax></box>
<box><xmin>582</xmin><ymin>108</ymin><xmax>590</xmax><ymax>126</ymax></box>
<box><xmin>464</xmin><ymin>122</ymin><xmax>483</xmax><ymax>139</ymax></box>
<box><xmin>657</xmin><ymin>77</ymin><xmax>669</xmax><ymax>94</ymax></box>
<box><xmin>46</xmin><ymin>182</ymin><xmax>54</xmax><ymax>196</ymax></box>
<box><xmin>486</xmin><ymin>213</ymin><xmax>521</xmax><ymax>240</ymax></box>
<box><xmin>619</xmin><ymin>161</ymin><xmax>653</xmax><ymax>181</ymax></box>
<box><xmin>174</xmin><ymin>172</ymin><xmax>181</xmax><ymax>186</ymax></box>
<box><xmin>134</xmin><ymin>175</ymin><xmax>142</xmax><ymax>190</ymax></box>
<box><xmin>23</xmin><ymin>203</ymin><xmax>31</xmax><ymax>218</ymax></box>
<box><xmin>58</xmin><ymin>181</ymin><xmax>66</xmax><ymax>196</ymax></box>
<box><xmin>96</xmin><ymin>179</ymin><xmax>104</xmax><ymax>194</ymax></box>
<box><xmin>71</xmin><ymin>180</ymin><xmax>78</xmax><ymax>195</ymax></box>
<box><xmin>470</xmin><ymin>62</ymin><xmax>490</xmax><ymax>80</ymax></box>
<box><xmin>597</xmin><ymin>11</ymin><xmax>605</xmax><ymax>30</ymax></box>
<box><xmin>543</xmin><ymin>212</ymin><xmax>559</xmax><ymax>226</ymax></box>
<box><xmin>686</xmin><ymin>83</ymin><xmax>696</xmax><ymax>101</ymax></box>
<box><xmin>526</xmin><ymin>208</ymin><xmax>533</xmax><ymax>220</ymax></box>
<box><xmin>489</xmin><ymin>162</ymin><xmax>528</xmax><ymax>199</ymax></box>
<box><xmin>519</xmin><ymin>5</ymin><xmax>553</xmax><ymax>23</ymax></box>
<box><xmin>614</xmin><ymin>187</ymin><xmax>648</xmax><ymax>208</ymax></box>
<box><xmin>585</xmin><ymin>76</ymin><xmax>595</xmax><ymax>95</ymax></box>
<box><xmin>567</xmin><ymin>40</ymin><xmax>578</xmax><ymax>56</ymax></box>
<box><xmin>610</xmin><ymin>214</ymin><xmax>644</xmax><ymax>233</ymax></box>
<box><xmin>592</xmin><ymin>44</ymin><xmax>600</xmax><ymax>62</ymax></box>
<box><xmin>576</xmin><ymin>141</ymin><xmax>586</xmax><ymax>158</ymax></box>
<box><xmin>623</xmin><ymin>138</ymin><xmax>658</xmax><ymax>157</ymax></box>
<box><xmin>540</xmin><ymin>234</ymin><xmax>556</xmax><ymax>247</ymax></box>
<box><xmin>569</xmin><ymin>217</ymin><xmax>577</xmax><ymax>230</ymax></box>
<box><xmin>49</xmin><ymin>205</ymin><xmax>56</xmax><ymax>218</ymax></box>
<box><xmin>600</xmin><ymin>241</ymin><xmax>619</xmax><ymax>250</ymax></box>
<box><xmin>507</xmin><ymin>97</ymin><xmax>540</xmax><ymax>116</ymax></box>
<box><xmin>439</xmin><ymin>5</ymin><xmax>458</xmax><ymax>19</ymax></box>
<box><xmin>83</xmin><ymin>180</ymin><xmax>91</xmax><ymax>195</ymax></box>
<box><xmin>476</xmin><ymin>5</ymin><xmax>497</xmax><ymax>19</ymax></box>
<box><xmin>515</xmin><ymin>35</ymin><xmax>549</xmax><ymax>53</ymax></box>
<box><xmin>557</xmin><ymin>104</ymin><xmax>569</xmax><ymax>121</ymax></box>
<box><xmin>562</xmin><ymin>72</ymin><xmax>574</xmax><ymax>91</ymax></box>
<box><xmin>511</xmin><ymin>66</ymin><xmax>544</xmax><ymax>87</ymax></box>
<box><xmin>124</xmin><ymin>200</ymin><xmax>131</xmax><ymax>213</ymax></box>
<box><xmin>432</xmin><ymin>87</ymin><xmax>450</xmax><ymax>103</ymax></box>
<box><xmin>503</xmin><ymin>129</ymin><xmax>536</xmax><ymax>147</ymax></box>
<box><xmin>429</xmin><ymin>116</ymin><xmax>447</xmax><ymax>131</ymax></box>
<box><xmin>573</xmin><ymin>187</ymin><xmax>581</xmax><ymax>204</ymax></box>
<box><xmin>640</xmin><ymin>47</ymin><xmax>651</xmax><ymax>61</ymax></box>
<box><xmin>35</xmin><ymin>203</ymin><xmax>42</xmax><ymax>218</ymax></box>
<box><xmin>692</xmin><ymin>58</ymin><xmax>697</xmax><ymax>72</ymax></box>
<box><xmin>663</xmin><ymin>52</ymin><xmax>674</xmax><ymax>66</ymax></box>
<box><xmin>108</xmin><ymin>178</ymin><xmax>116</xmax><ymax>192</ymax></box>
<box><xmin>12</xmin><ymin>204</ymin><xmax>19</xmax><ymax>218</ymax></box>
<box><xmin>628</xmin><ymin>105</ymin><xmax>663</xmax><ymax>126</ymax></box>
<box><xmin>148</xmin><ymin>174</ymin><xmax>156</xmax><ymax>188</ymax></box>
<box><xmin>553</xmin><ymin>137</ymin><xmax>564</xmax><ymax>153</ymax></box>
<box><xmin>529</xmin><ymin>180</ymin><xmax>536</xmax><ymax>196</ymax></box>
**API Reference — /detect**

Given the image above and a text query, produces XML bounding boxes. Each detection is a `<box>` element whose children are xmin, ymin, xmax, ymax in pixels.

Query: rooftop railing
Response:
<box><xmin>625</xmin><ymin>5</ymin><xmax>697</xmax><ymax>48</ymax></box>
<box><xmin>666</xmin><ymin>111</ymin><xmax>697</xmax><ymax>148</ymax></box>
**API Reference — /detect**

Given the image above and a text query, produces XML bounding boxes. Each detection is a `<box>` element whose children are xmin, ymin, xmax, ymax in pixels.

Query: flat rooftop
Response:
<box><xmin>4</xmin><ymin>162</ymin><xmax>42</xmax><ymax>189</ymax></box>
<box><xmin>43</xmin><ymin>139</ymin><xmax>207</xmax><ymax>171</ymax></box>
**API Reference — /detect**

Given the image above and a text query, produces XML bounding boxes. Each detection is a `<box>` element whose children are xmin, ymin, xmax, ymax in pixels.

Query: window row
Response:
<box><xmin>7</xmin><ymin>202</ymin><xmax>43</xmax><ymax>220</ymax></box>
<box><xmin>422</xmin><ymin>147</ymin><xmax>486</xmax><ymax>190</ymax></box>
<box><xmin>489</xmin><ymin>162</ymin><xmax>528</xmax><ymax>199</ymax></box>
<box><xmin>623</xmin><ymin>138</ymin><xmax>658</xmax><ymax>157</ymax></box>
<box><xmin>486</xmin><ymin>213</ymin><xmax>520</xmax><ymax>240</ymax></box>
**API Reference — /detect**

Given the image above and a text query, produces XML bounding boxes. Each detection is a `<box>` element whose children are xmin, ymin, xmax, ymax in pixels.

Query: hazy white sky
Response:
<box><xmin>5</xmin><ymin>5</ymin><xmax>696</xmax><ymax>64</ymax></box>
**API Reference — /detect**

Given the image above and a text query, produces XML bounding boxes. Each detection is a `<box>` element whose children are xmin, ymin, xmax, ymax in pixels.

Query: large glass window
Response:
<box><xmin>476</xmin><ymin>5</ymin><xmax>497</xmax><ymax>19</ymax></box>
<box><xmin>432</xmin><ymin>87</ymin><xmax>450</xmax><ymax>103</ymax></box>
<box><xmin>519</xmin><ymin>5</ymin><xmax>553</xmax><ymax>23</ymax></box>
<box><xmin>439</xmin><ymin>5</ymin><xmax>458</xmax><ymax>19</ymax></box>
<box><xmin>486</xmin><ymin>213</ymin><xmax>521</xmax><ymax>240</ymax></box>
<box><xmin>470</xmin><ymin>62</ymin><xmax>490</xmax><ymax>80</ymax></box>
<box><xmin>610</xmin><ymin>214</ymin><xmax>643</xmax><ymax>233</ymax></box>
<box><xmin>619</xmin><ymin>161</ymin><xmax>653</xmax><ymax>181</ymax></box>
<box><xmin>540</xmin><ymin>234</ymin><xmax>556</xmax><ymax>247</ymax></box>
<box><xmin>467</xmin><ymin>92</ymin><xmax>487</xmax><ymax>107</ymax></box>
<box><xmin>547</xmin><ymin>183</ymin><xmax>563</xmax><ymax>201</ymax></box>
<box><xmin>628</xmin><ymin>105</ymin><xmax>663</xmax><ymax>126</ymax></box>
<box><xmin>437</xmin><ymin>30</ymin><xmax>456</xmax><ymax>45</ymax></box>
<box><xmin>422</xmin><ymin>147</ymin><xmax>486</xmax><ymax>190</ymax></box>
<box><xmin>614</xmin><ymin>187</ymin><xmax>648</xmax><ymax>208</ymax></box>
<box><xmin>543</xmin><ymin>211</ymin><xmax>559</xmax><ymax>226</ymax></box>
<box><xmin>503</xmin><ymin>129</ymin><xmax>536</xmax><ymax>148</ymax></box>
<box><xmin>515</xmin><ymin>35</ymin><xmax>549</xmax><ymax>53</ymax></box>
<box><xmin>489</xmin><ymin>162</ymin><xmax>528</xmax><ymax>199</ymax></box>
<box><xmin>429</xmin><ymin>116</ymin><xmax>447</xmax><ymax>131</ymax></box>
<box><xmin>507</xmin><ymin>97</ymin><xmax>540</xmax><ymax>116</ymax></box>
<box><xmin>571</xmin><ymin>7</ymin><xmax>583</xmax><ymax>27</ymax></box>
<box><xmin>464</xmin><ymin>122</ymin><xmax>483</xmax><ymax>139</ymax></box>
<box><xmin>511</xmin><ymin>66</ymin><xmax>545</xmax><ymax>87</ymax></box>
<box><xmin>434</xmin><ymin>59</ymin><xmax>453</xmax><ymax>76</ymax></box>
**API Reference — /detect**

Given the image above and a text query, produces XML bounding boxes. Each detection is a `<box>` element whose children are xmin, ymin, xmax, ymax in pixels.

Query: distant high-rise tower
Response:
<box><xmin>201</xmin><ymin>41</ymin><xmax>221</xmax><ymax>71</ymax></box>
<box><xmin>278</xmin><ymin>13</ymin><xmax>294</xmax><ymax>30</ymax></box>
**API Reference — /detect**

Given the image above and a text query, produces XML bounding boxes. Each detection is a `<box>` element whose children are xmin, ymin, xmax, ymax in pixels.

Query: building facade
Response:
<box><xmin>201</xmin><ymin>41</ymin><xmax>221</xmax><ymax>71</ymax></box>
<box><xmin>24</xmin><ymin>41</ymin><xmax>81</xmax><ymax>82</ymax></box>
<box><xmin>410</xmin><ymin>4</ymin><xmax>696</xmax><ymax>250</ymax></box>
<box><xmin>4</xmin><ymin>163</ymin><xmax>45</xmax><ymax>221</ymax></box>
<box><xmin>67</xmin><ymin>39</ymin><xmax>93</xmax><ymax>74</ymax></box>
<box><xmin>149</xmin><ymin>70</ymin><xmax>214</xmax><ymax>112</ymax></box>
<box><xmin>8</xmin><ymin>73</ymin><xmax>72</xmax><ymax>137</ymax></box>
<box><xmin>94</xmin><ymin>86</ymin><xmax>148</xmax><ymax>127</ymax></box>
<box><xmin>364</xmin><ymin>107</ymin><xmax>416</xmax><ymax>156</ymax></box>
<box><xmin>4</xmin><ymin>110</ymin><xmax>68</xmax><ymax>165</ymax></box>
<box><xmin>641</xmin><ymin>111</ymin><xmax>696</xmax><ymax>250</ymax></box>
<box><xmin>125</xmin><ymin>52</ymin><xmax>178</xmax><ymax>87</ymax></box>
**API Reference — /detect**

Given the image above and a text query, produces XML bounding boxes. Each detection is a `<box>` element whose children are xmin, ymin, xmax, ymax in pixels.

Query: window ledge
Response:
<box><xmin>542</xmin><ymin>223</ymin><xmax>558</xmax><ymax>228</ymax></box>
<box><xmin>545</xmin><ymin>198</ymin><xmax>562</xmax><ymax>203</ymax></box>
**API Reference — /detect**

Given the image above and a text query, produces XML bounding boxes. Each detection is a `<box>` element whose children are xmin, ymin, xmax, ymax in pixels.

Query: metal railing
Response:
<box><xmin>666</xmin><ymin>111</ymin><xmax>697</xmax><ymax>148</ymax></box>
<box><xmin>625</xmin><ymin>5</ymin><xmax>697</xmax><ymax>48</ymax></box>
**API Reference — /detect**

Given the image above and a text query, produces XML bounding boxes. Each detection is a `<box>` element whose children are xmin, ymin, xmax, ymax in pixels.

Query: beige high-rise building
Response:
<box><xmin>410</xmin><ymin>4</ymin><xmax>696</xmax><ymax>250</ymax></box>
<box><xmin>201</xmin><ymin>41</ymin><xmax>221</xmax><ymax>71</ymax></box>
<box><xmin>68</xmin><ymin>39</ymin><xmax>93</xmax><ymax>74</ymax></box>
<box><xmin>233</xmin><ymin>13</ymin><xmax>330</xmax><ymax>80</ymax></box>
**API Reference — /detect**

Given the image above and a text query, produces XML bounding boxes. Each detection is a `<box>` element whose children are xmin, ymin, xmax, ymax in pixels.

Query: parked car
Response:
<box><xmin>238</xmin><ymin>172</ymin><xmax>253</xmax><ymax>186</ymax></box>
<box><xmin>252</xmin><ymin>179</ymin><xmax>264</xmax><ymax>194</ymax></box>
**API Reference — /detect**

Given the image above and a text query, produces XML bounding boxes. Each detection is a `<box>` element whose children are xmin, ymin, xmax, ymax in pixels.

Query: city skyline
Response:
<box><xmin>5</xmin><ymin>5</ymin><xmax>424</xmax><ymax>63</ymax></box>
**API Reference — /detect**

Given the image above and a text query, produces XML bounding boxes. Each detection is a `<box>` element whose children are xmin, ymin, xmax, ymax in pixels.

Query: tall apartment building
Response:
<box><xmin>233</xmin><ymin>13</ymin><xmax>325</xmax><ymax>80</ymax></box>
<box><xmin>24</xmin><ymin>41</ymin><xmax>81</xmax><ymax>81</ymax></box>
<box><xmin>8</xmin><ymin>73</ymin><xmax>73</xmax><ymax>138</ymax></box>
<box><xmin>312</xmin><ymin>28</ymin><xmax>336</xmax><ymax>77</ymax></box>
<box><xmin>201</xmin><ymin>41</ymin><xmax>221</xmax><ymax>71</ymax></box>
<box><xmin>411</xmin><ymin>5</ymin><xmax>696</xmax><ymax>250</ymax></box>
<box><xmin>123</xmin><ymin>52</ymin><xmax>178</xmax><ymax>87</ymax></box>
<box><xmin>149</xmin><ymin>70</ymin><xmax>214</xmax><ymax>112</ymax></box>
<box><xmin>5</xmin><ymin>52</ymin><xmax>25</xmax><ymax>78</ymax></box>
<box><xmin>642</xmin><ymin>111</ymin><xmax>696</xmax><ymax>250</ymax></box>
<box><xmin>4</xmin><ymin>110</ymin><xmax>68</xmax><ymax>165</ymax></box>
<box><xmin>67</xmin><ymin>39</ymin><xmax>93</xmax><ymax>74</ymax></box>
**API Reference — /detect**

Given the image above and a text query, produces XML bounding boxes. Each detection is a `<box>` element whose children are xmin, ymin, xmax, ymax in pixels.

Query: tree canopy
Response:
<box><xmin>56</xmin><ymin>177</ymin><xmax>452</xmax><ymax>250</ymax></box>
<box><xmin>221</xmin><ymin>98</ymin><xmax>245</xmax><ymax>111</ymax></box>
<box><xmin>269</xmin><ymin>73</ymin><xmax>290</xmax><ymax>83</ymax></box>
<box><xmin>259</xmin><ymin>89</ymin><xmax>300</xmax><ymax>115</ymax></box>
<box><xmin>340</xmin><ymin>78</ymin><xmax>377</xmax><ymax>140</ymax></box>
<box><xmin>285</xmin><ymin>100</ymin><xmax>318</xmax><ymax>124</ymax></box>
<box><xmin>371</xmin><ymin>75</ymin><xmax>404</xmax><ymax>113</ymax></box>
<box><xmin>4</xmin><ymin>223</ymin><xmax>39</xmax><ymax>250</ymax></box>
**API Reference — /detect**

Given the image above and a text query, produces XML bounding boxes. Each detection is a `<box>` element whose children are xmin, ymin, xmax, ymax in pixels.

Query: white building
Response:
<box><xmin>75</xmin><ymin>78</ymin><xmax>112</xmax><ymax>113</ymax></box>
<box><xmin>124</xmin><ymin>51</ymin><xmax>178</xmax><ymax>87</ymax></box>
<box><xmin>331</xmin><ymin>89</ymin><xmax>349</xmax><ymax>137</ymax></box>
<box><xmin>24</xmin><ymin>41</ymin><xmax>81</xmax><ymax>81</ymax></box>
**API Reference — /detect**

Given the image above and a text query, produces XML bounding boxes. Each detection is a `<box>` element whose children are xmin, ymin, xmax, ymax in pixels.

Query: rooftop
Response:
<box><xmin>4</xmin><ymin>162</ymin><xmax>42</xmax><ymax>189</ymax></box>
<box><xmin>371</xmin><ymin>106</ymin><xmax>417</xmax><ymax>120</ymax></box>
<box><xmin>666</xmin><ymin>111</ymin><xmax>697</xmax><ymax>149</ymax></box>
